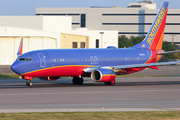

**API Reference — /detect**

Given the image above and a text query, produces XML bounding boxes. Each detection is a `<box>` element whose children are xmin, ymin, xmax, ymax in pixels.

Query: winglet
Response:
<box><xmin>132</xmin><ymin>2</ymin><xmax>169</xmax><ymax>50</ymax></box>
<box><xmin>17</xmin><ymin>38</ymin><xmax>23</xmax><ymax>56</ymax></box>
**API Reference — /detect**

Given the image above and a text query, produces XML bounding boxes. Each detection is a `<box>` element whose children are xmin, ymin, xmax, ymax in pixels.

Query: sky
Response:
<box><xmin>0</xmin><ymin>0</ymin><xmax>179</xmax><ymax>16</ymax></box>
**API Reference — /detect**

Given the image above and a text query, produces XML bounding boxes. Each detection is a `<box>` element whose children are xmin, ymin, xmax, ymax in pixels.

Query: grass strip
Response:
<box><xmin>0</xmin><ymin>73</ymin><xmax>19</xmax><ymax>79</ymax></box>
<box><xmin>0</xmin><ymin>111</ymin><xmax>180</xmax><ymax>120</ymax></box>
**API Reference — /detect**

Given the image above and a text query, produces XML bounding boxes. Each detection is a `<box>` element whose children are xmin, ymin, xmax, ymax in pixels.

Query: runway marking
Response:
<box><xmin>1</xmin><ymin>89</ymin><xmax>180</xmax><ymax>96</ymax></box>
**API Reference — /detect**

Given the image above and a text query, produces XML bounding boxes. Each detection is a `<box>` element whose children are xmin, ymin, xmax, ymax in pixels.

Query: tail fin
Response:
<box><xmin>132</xmin><ymin>2</ymin><xmax>168</xmax><ymax>50</ymax></box>
<box><xmin>17</xmin><ymin>38</ymin><xmax>23</xmax><ymax>56</ymax></box>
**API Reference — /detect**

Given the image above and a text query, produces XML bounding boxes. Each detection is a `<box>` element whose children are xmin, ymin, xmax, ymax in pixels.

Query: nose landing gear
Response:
<box><xmin>21</xmin><ymin>76</ymin><xmax>33</xmax><ymax>87</ymax></box>
<box><xmin>26</xmin><ymin>80</ymin><xmax>32</xmax><ymax>86</ymax></box>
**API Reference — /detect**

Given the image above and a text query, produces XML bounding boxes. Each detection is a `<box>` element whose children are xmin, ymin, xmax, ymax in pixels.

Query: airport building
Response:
<box><xmin>36</xmin><ymin>0</ymin><xmax>180</xmax><ymax>43</ymax></box>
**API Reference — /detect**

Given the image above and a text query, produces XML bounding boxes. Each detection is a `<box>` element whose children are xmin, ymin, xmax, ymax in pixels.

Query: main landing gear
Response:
<box><xmin>104</xmin><ymin>80</ymin><xmax>115</xmax><ymax>86</ymax></box>
<box><xmin>72</xmin><ymin>77</ymin><xmax>84</xmax><ymax>85</ymax></box>
<box><xmin>26</xmin><ymin>80</ymin><xmax>32</xmax><ymax>86</ymax></box>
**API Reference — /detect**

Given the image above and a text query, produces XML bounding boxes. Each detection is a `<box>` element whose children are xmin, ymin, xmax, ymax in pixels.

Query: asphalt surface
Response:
<box><xmin>0</xmin><ymin>65</ymin><xmax>180</xmax><ymax>113</ymax></box>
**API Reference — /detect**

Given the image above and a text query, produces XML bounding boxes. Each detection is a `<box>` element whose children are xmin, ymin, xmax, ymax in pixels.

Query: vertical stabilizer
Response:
<box><xmin>17</xmin><ymin>38</ymin><xmax>23</xmax><ymax>56</ymax></box>
<box><xmin>132</xmin><ymin>2</ymin><xmax>168</xmax><ymax>50</ymax></box>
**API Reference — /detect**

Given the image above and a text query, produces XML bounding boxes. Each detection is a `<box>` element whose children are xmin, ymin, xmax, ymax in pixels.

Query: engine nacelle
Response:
<box><xmin>91</xmin><ymin>68</ymin><xmax>116</xmax><ymax>82</ymax></box>
<box><xmin>38</xmin><ymin>77</ymin><xmax>59</xmax><ymax>81</ymax></box>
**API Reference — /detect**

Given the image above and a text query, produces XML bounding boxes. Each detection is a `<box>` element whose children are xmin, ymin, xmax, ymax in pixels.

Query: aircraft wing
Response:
<box><xmin>83</xmin><ymin>61</ymin><xmax>180</xmax><ymax>73</ymax></box>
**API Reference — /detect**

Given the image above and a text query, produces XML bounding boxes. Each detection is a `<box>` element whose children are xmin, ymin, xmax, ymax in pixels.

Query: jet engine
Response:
<box><xmin>91</xmin><ymin>68</ymin><xmax>116</xmax><ymax>82</ymax></box>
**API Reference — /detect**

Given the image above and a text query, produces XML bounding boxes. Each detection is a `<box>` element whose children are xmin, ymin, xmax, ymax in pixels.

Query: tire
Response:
<box><xmin>26</xmin><ymin>81</ymin><xmax>32</xmax><ymax>86</ymax></box>
<box><xmin>72</xmin><ymin>77</ymin><xmax>78</xmax><ymax>84</ymax></box>
<box><xmin>78</xmin><ymin>77</ymin><xmax>83</xmax><ymax>85</ymax></box>
<box><xmin>104</xmin><ymin>80</ymin><xmax>115</xmax><ymax>86</ymax></box>
<box><xmin>104</xmin><ymin>82</ymin><xmax>108</xmax><ymax>85</ymax></box>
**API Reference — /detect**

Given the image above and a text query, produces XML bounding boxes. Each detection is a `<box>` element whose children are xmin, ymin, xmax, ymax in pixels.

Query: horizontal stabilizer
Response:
<box><xmin>148</xmin><ymin>66</ymin><xmax>159</xmax><ymax>70</ymax></box>
<box><xmin>157</xmin><ymin>51</ymin><xmax>180</xmax><ymax>55</ymax></box>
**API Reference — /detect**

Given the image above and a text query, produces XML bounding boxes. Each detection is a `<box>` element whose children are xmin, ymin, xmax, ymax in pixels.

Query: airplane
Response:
<box><xmin>11</xmin><ymin>2</ymin><xmax>180</xmax><ymax>86</ymax></box>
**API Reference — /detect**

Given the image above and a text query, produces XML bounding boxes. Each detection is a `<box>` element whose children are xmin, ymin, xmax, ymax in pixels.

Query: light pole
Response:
<box><xmin>171</xmin><ymin>34</ymin><xmax>175</xmax><ymax>45</ymax></box>
<box><xmin>100</xmin><ymin>32</ymin><xmax>104</xmax><ymax>48</ymax></box>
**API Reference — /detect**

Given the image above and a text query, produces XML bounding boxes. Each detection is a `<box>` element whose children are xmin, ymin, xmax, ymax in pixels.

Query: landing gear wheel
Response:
<box><xmin>72</xmin><ymin>77</ymin><xmax>84</xmax><ymax>85</ymax></box>
<box><xmin>78</xmin><ymin>77</ymin><xmax>83</xmax><ymax>85</ymax></box>
<box><xmin>104</xmin><ymin>80</ymin><xmax>115</xmax><ymax>86</ymax></box>
<box><xmin>104</xmin><ymin>82</ymin><xmax>108</xmax><ymax>85</ymax></box>
<box><xmin>72</xmin><ymin>77</ymin><xmax>78</xmax><ymax>84</ymax></box>
<box><xmin>26</xmin><ymin>80</ymin><xmax>32</xmax><ymax>86</ymax></box>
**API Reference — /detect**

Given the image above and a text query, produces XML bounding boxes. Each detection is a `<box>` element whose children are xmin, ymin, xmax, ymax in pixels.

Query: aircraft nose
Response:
<box><xmin>11</xmin><ymin>62</ymin><xmax>22</xmax><ymax>75</ymax></box>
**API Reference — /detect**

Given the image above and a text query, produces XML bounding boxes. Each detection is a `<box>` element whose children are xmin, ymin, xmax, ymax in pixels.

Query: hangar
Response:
<box><xmin>0</xmin><ymin>16</ymin><xmax>118</xmax><ymax>65</ymax></box>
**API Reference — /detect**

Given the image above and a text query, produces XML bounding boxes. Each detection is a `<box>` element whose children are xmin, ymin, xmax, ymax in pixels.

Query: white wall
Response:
<box><xmin>0</xmin><ymin>26</ymin><xmax>61</xmax><ymax>65</ymax></box>
<box><xmin>0</xmin><ymin>16</ymin><xmax>72</xmax><ymax>33</ymax></box>
<box><xmin>70</xmin><ymin>29</ymin><xmax>118</xmax><ymax>48</ymax></box>
<box><xmin>0</xmin><ymin>16</ymin><xmax>43</xmax><ymax>30</ymax></box>
<box><xmin>42</xmin><ymin>16</ymin><xmax>72</xmax><ymax>32</ymax></box>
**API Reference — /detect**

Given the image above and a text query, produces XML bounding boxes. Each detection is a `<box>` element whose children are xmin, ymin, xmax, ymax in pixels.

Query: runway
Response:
<box><xmin>1</xmin><ymin>76</ymin><xmax>180</xmax><ymax>112</ymax></box>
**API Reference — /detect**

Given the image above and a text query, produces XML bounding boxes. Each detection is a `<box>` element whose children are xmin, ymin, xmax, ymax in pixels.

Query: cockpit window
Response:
<box><xmin>18</xmin><ymin>58</ymin><xmax>26</xmax><ymax>61</ymax></box>
<box><xmin>17</xmin><ymin>58</ymin><xmax>32</xmax><ymax>62</ymax></box>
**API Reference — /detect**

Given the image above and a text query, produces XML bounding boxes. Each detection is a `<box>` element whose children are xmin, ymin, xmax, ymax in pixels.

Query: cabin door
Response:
<box><xmin>38</xmin><ymin>53</ymin><xmax>46</xmax><ymax>67</ymax></box>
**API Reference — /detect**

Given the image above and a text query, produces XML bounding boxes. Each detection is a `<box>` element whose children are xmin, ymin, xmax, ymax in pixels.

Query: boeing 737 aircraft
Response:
<box><xmin>11</xmin><ymin>2</ymin><xmax>180</xmax><ymax>86</ymax></box>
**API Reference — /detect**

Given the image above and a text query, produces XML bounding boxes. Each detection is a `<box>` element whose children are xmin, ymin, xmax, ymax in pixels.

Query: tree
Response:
<box><xmin>118</xmin><ymin>35</ymin><xmax>145</xmax><ymax>48</ymax></box>
<box><xmin>130</xmin><ymin>36</ymin><xmax>145</xmax><ymax>45</ymax></box>
<box><xmin>162</xmin><ymin>41</ymin><xmax>177</xmax><ymax>60</ymax></box>
<box><xmin>118</xmin><ymin>35</ymin><xmax>133</xmax><ymax>48</ymax></box>
<box><xmin>118</xmin><ymin>35</ymin><xmax>177</xmax><ymax>60</ymax></box>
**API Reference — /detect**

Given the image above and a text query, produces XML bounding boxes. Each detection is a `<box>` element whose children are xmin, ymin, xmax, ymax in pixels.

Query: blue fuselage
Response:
<box><xmin>11</xmin><ymin>48</ymin><xmax>152</xmax><ymax>77</ymax></box>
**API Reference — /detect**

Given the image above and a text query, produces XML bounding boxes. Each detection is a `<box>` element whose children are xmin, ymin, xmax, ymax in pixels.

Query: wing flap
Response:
<box><xmin>113</xmin><ymin>61</ymin><xmax>180</xmax><ymax>69</ymax></box>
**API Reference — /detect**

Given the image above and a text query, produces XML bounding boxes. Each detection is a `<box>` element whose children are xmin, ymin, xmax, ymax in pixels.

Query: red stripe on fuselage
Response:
<box><xmin>145</xmin><ymin>50</ymin><xmax>158</xmax><ymax>64</ymax></box>
<box><xmin>21</xmin><ymin>65</ymin><xmax>94</xmax><ymax>77</ymax></box>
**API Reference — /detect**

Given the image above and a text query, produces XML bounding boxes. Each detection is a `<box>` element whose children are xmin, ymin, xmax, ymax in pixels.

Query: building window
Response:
<box><xmin>81</xmin><ymin>42</ymin><xmax>85</xmax><ymax>48</ymax></box>
<box><xmin>72</xmin><ymin>42</ymin><xmax>77</xmax><ymax>48</ymax></box>
<box><xmin>81</xmin><ymin>14</ymin><xmax>86</xmax><ymax>27</ymax></box>
<box><xmin>96</xmin><ymin>39</ymin><xmax>99</xmax><ymax>48</ymax></box>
